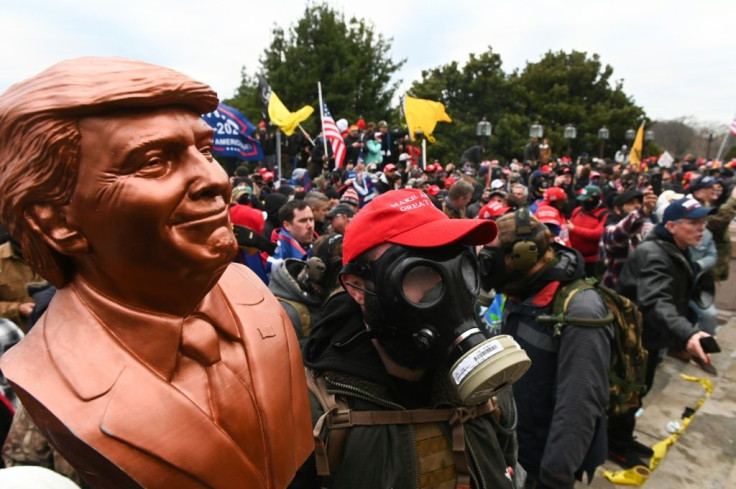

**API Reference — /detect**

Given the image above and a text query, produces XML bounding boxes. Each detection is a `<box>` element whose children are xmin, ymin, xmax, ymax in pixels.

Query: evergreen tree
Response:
<box><xmin>410</xmin><ymin>49</ymin><xmax>645</xmax><ymax>162</ymax></box>
<box><xmin>227</xmin><ymin>2</ymin><xmax>404</xmax><ymax>132</ymax></box>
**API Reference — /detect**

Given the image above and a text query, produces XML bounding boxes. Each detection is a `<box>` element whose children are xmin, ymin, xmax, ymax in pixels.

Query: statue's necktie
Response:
<box><xmin>179</xmin><ymin>316</ymin><xmax>267</xmax><ymax>469</ymax></box>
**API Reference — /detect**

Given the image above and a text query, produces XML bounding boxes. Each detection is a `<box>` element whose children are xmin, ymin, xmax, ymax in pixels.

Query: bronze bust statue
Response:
<box><xmin>0</xmin><ymin>57</ymin><xmax>313</xmax><ymax>489</ymax></box>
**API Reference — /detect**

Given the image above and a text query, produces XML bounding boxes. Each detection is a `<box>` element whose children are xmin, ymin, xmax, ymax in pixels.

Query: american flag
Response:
<box><xmin>322</xmin><ymin>102</ymin><xmax>346</xmax><ymax>169</ymax></box>
<box><xmin>730</xmin><ymin>114</ymin><xmax>736</xmax><ymax>136</ymax></box>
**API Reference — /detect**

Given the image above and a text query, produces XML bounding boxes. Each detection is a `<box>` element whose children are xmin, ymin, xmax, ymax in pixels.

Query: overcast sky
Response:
<box><xmin>2</xmin><ymin>0</ymin><xmax>734</xmax><ymax>131</ymax></box>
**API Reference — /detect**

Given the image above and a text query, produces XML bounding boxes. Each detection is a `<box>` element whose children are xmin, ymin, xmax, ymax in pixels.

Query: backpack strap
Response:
<box><xmin>306</xmin><ymin>369</ymin><xmax>500</xmax><ymax>489</ymax></box>
<box><xmin>276</xmin><ymin>297</ymin><xmax>312</xmax><ymax>338</ymax></box>
<box><xmin>306</xmin><ymin>369</ymin><xmax>349</xmax><ymax>481</ymax></box>
<box><xmin>538</xmin><ymin>278</ymin><xmax>613</xmax><ymax>337</ymax></box>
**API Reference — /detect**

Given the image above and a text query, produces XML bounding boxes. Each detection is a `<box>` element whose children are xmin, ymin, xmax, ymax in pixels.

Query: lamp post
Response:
<box><xmin>597</xmin><ymin>127</ymin><xmax>610</xmax><ymax>159</ymax></box>
<box><xmin>625</xmin><ymin>128</ymin><xmax>636</xmax><ymax>143</ymax></box>
<box><xmin>564</xmin><ymin>124</ymin><xmax>577</xmax><ymax>158</ymax></box>
<box><xmin>706</xmin><ymin>132</ymin><xmax>715</xmax><ymax>160</ymax></box>
<box><xmin>529</xmin><ymin>122</ymin><xmax>544</xmax><ymax>139</ymax></box>
<box><xmin>644</xmin><ymin>129</ymin><xmax>654</xmax><ymax>159</ymax></box>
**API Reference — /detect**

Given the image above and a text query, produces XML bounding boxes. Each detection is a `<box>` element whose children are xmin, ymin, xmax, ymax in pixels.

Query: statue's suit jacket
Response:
<box><xmin>0</xmin><ymin>264</ymin><xmax>313</xmax><ymax>489</ymax></box>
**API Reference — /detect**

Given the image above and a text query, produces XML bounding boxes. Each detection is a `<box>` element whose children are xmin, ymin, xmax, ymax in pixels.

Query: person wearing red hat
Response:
<box><xmin>477</xmin><ymin>200</ymin><xmax>513</xmax><ymax>220</ymax></box>
<box><xmin>230</xmin><ymin>187</ymin><xmax>270</xmax><ymax>284</ymax></box>
<box><xmin>568</xmin><ymin>186</ymin><xmax>608</xmax><ymax>277</ymax></box>
<box><xmin>425</xmin><ymin>184</ymin><xmax>441</xmax><ymax>197</ymax></box>
<box><xmin>295</xmin><ymin>188</ymin><xmax>528</xmax><ymax>489</ymax></box>
<box><xmin>534</xmin><ymin>187</ymin><xmax>571</xmax><ymax>246</ymax></box>
<box><xmin>374</xmin><ymin>163</ymin><xmax>400</xmax><ymax>195</ymax></box>
<box><xmin>424</xmin><ymin>184</ymin><xmax>443</xmax><ymax>210</ymax></box>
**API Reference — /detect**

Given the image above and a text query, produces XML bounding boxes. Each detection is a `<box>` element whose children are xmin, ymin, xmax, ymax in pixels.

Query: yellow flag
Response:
<box><xmin>629</xmin><ymin>123</ymin><xmax>645</xmax><ymax>166</ymax></box>
<box><xmin>268</xmin><ymin>91</ymin><xmax>313</xmax><ymax>136</ymax></box>
<box><xmin>403</xmin><ymin>95</ymin><xmax>452</xmax><ymax>143</ymax></box>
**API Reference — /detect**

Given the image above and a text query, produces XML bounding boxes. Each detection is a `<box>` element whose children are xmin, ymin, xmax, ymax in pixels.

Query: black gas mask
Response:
<box><xmin>478</xmin><ymin>246</ymin><xmax>521</xmax><ymax>293</ymax></box>
<box><xmin>531</xmin><ymin>176</ymin><xmax>551</xmax><ymax>199</ymax></box>
<box><xmin>341</xmin><ymin>244</ymin><xmax>530</xmax><ymax>405</ymax></box>
<box><xmin>478</xmin><ymin>207</ymin><xmax>545</xmax><ymax>293</ymax></box>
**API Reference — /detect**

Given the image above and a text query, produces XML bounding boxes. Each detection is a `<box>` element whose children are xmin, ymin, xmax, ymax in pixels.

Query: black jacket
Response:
<box><xmin>294</xmin><ymin>292</ymin><xmax>521</xmax><ymax>489</ymax></box>
<box><xmin>502</xmin><ymin>245</ymin><xmax>611</xmax><ymax>489</ymax></box>
<box><xmin>618</xmin><ymin>226</ymin><xmax>699</xmax><ymax>350</ymax></box>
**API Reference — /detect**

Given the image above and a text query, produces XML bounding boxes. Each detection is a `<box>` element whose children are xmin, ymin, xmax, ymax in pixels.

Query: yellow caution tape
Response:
<box><xmin>602</xmin><ymin>374</ymin><xmax>713</xmax><ymax>486</ymax></box>
<box><xmin>603</xmin><ymin>465</ymin><xmax>651</xmax><ymax>485</ymax></box>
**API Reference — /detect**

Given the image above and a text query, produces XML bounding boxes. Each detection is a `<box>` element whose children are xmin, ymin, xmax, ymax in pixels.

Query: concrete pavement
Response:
<box><xmin>577</xmin><ymin>312</ymin><xmax>736</xmax><ymax>488</ymax></box>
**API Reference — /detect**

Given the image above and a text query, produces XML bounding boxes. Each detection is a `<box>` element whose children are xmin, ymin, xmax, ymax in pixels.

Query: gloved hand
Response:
<box><xmin>233</xmin><ymin>225</ymin><xmax>277</xmax><ymax>255</ymax></box>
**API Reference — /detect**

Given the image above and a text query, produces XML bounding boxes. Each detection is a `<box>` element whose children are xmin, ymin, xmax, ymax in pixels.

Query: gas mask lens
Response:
<box><xmin>401</xmin><ymin>265</ymin><xmax>443</xmax><ymax>305</ymax></box>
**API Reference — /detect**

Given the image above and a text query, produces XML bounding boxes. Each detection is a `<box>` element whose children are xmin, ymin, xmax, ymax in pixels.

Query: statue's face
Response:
<box><xmin>67</xmin><ymin>107</ymin><xmax>236</xmax><ymax>292</ymax></box>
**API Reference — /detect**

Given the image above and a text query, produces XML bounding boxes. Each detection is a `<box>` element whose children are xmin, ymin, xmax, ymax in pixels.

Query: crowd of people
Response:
<box><xmin>2</xmin><ymin>105</ymin><xmax>736</xmax><ymax>489</ymax></box>
<box><xmin>222</xmin><ymin>126</ymin><xmax>735</xmax><ymax>487</ymax></box>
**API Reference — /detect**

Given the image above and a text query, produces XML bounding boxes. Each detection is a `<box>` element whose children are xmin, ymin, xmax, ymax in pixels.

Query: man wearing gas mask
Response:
<box><xmin>478</xmin><ymin>208</ymin><xmax>612</xmax><ymax>489</ymax></box>
<box><xmin>295</xmin><ymin>188</ymin><xmax>531</xmax><ymax>489</ymax></box>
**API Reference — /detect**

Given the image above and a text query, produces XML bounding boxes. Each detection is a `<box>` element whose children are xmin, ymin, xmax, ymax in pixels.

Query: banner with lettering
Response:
<box><xmin>202</xmin><ymin>104</ymin><xmax>264</xmax><ymax>161</ymax></box>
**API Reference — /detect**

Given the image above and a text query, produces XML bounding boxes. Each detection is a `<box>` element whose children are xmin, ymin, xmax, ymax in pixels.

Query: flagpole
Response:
<box><xmin>297</xmin><ymin>124</ymin><xmax>315</xmax><ymax>146</ymax></box>
<box><xmin>715</xmin><ymin>132</ymin><xmax>730</xmax><ymax>162</ymax></box>
<box><xmin>276</xmin><ymin>130</ymin><xmax>282</xmax><ymax>186</ymax></box>
<box><xmin>422</xmin><ymin>138</ymin><xmax>427</xmax><ymax>171</ymax></box>
<box><xmin>317</xmin><ymin>82</ymin><xmax>329</xmax><ymax>168</ymax></box>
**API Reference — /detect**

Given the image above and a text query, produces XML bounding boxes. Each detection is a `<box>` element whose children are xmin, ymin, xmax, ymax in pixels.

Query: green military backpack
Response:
<box><xmin>538</xmin><ymin>277</ymin><xmax>649</xmax><ymax>417</ymax></box>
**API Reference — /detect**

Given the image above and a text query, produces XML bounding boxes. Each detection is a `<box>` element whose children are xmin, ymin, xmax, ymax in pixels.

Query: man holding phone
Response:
<box><xmin>610</xmin><ymin>195</ymin><xmax>717</xmax><ymax>467</ymax></box>
<box><xmin>618</xmin><ymin>195</ymin><xmax>717</xmax><ymax>368</ymax></box>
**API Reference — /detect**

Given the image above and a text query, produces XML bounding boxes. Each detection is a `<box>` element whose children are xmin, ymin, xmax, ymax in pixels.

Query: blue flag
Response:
<box><xmin>202</xmin><ymin>104</ymin><xmax>264</xmax><ymax>161</ymax></box>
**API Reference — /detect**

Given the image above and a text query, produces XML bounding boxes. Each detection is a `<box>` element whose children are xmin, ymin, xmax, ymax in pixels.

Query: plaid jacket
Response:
<box><xmin>599</xmin><ymin>209</ymin><xmax>654</xmax><ymax>289</ymax></box>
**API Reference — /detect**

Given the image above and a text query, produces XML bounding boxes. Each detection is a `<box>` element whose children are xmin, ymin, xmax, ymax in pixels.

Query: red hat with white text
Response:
<box><xmin>342</xmin><ymin>188</ymin><xmax>496</xmax><ymax>264</ymax></box>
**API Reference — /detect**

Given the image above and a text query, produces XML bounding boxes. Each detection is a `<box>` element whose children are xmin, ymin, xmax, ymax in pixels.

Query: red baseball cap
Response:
<box><xmin>426</xmin><ymin>184</ymin><xmax>441</xmax><ymax>196</ymax></box>
<box><xmin>384</xmin><ymin>163</ymin><xmax>397</xmax><ymax>172</ymax></box>
<box><xmin>543</xmin><ymin>186</ymin><xmax>567</xmax><ymax>202</ymax></box>
<box><xmin>535</xmin><ymin>206</ymin><xmax>561</xmax><ymax>226</ymax></box>
<box><xmin>478</xmin><ymin>201</ymin><xmax>512</xmax><ymax>219</ymax></box>
<box><xmin>342</xmin><ymin>188</ymin><xmax>497</xmax><ymax>264</ymax></box>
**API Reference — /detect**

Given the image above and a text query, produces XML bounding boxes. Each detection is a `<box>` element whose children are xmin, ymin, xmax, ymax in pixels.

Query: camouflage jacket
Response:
<box><xmin>2</xmin><ymin>403</ymin><xmax>88</xmax><ymax>488</ymax></box>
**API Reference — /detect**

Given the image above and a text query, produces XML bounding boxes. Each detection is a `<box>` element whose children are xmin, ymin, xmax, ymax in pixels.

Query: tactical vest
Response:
<box><xmin>306</xmin><ymin>370</ymin><xmax>502</xmax><ymax>489</ymax></box>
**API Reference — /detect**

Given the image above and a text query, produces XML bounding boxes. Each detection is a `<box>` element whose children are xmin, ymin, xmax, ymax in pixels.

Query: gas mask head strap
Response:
<box><xmin>339</xmin><ymin>261</ymin><xmax>376</xmax><ymax>296</ymax></box>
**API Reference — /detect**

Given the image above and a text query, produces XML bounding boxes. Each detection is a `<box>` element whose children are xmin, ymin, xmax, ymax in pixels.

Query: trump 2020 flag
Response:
<box><xmin>202</xmin><ymin>104</ymin><xmax>264</xmax><ymax>161</ymax></box>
